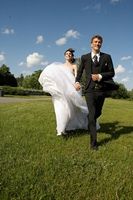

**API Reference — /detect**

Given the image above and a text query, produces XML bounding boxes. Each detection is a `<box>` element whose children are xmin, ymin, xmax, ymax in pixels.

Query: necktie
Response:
<box><xmin>93</xmin><ymin>55</ymin><xmax>98</xmax><ymax>65</ymax></box>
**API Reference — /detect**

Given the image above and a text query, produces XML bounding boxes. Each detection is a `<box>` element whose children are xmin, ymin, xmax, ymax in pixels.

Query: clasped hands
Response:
<box><xmin>74</xmin><ymin>82</ymin><xmax>81</xmax><ymax>91</ymax></box>
<box><xmin>74</xmin><ymin>74</ymin><xmax>101</xmax><ymax>91</ymax></box>
<box><xmin>91</xmin><ymin>74</ymin><xmax>101</xmax><ymax>81</ymax></box>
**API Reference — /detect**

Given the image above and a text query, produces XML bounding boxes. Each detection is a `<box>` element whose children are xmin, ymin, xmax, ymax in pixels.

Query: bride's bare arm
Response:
<box><xmin>73</xmin><ymin>64</ymin><xmax>77</xmax><ymax>78</ymax></box>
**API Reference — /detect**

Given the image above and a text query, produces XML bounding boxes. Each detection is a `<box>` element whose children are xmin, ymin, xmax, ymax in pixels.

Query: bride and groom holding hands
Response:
<box><xmin>39</xmin><ymin>34</ymin><xmax>117</xmax><ymax>150</ymax></box>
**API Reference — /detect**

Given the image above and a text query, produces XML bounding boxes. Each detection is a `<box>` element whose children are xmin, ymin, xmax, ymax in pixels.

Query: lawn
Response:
<box><xmin>0</xmin><ymin>96</ymin><xmax>133</xmax><ymax>200</ymax></box>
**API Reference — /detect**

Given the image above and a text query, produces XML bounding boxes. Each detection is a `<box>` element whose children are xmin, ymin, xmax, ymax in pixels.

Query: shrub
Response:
<box><xmin>0</xmin><ymin>86</ymin><xmax>50</xmax><ymax>96</ymax></box>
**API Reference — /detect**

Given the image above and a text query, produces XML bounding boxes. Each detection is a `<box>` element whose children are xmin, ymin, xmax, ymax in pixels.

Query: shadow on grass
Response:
<box><xmin>98</xmin><ymin>121</ymin><xmax>133</xmax><ymax>146</ymax></box>
<box><xmin>63</xmin><ymin>121</ymin><xmax>133</xmax><ymax>146</ymax></box>
<box><xmin>62</xmin><ymin>129</ymin><xmax>89</xmax><ymax>140</ymax></box>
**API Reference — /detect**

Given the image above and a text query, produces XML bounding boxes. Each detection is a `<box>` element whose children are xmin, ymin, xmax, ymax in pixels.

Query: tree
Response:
<box><xmin>0</xmin><ymin>64</ymin><xmax>17</xmax><ymax>87</ymax></box>
<box><xmin>111</xmin><ymin>83</ymin><xmax>130</xmax><ymax>99</ymax></box>
<box><xmin>0</xmin><ymin>64</ymin><xmax>10</xmax><ymax>74</ymax></box>
<box><xmin>128</xmin><ymin>89</ymin><xmax>133</xmax><ymax>100</ymax></box>
<box><xmin>22</xmin><ymin>70</ymin><xmax>42</xmax><ymax>89</ymax></box>
<box><xmin>16</xmin><ymin>74</ymin><xmax>24</xmax><ymax>87</ymax></box>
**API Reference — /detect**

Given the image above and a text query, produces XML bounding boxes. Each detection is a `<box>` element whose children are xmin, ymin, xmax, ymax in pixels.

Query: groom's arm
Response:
<box><xmin>100</xmin><ymin>54</ymin><xmax>115</xmax><ymax>80</ymax></box>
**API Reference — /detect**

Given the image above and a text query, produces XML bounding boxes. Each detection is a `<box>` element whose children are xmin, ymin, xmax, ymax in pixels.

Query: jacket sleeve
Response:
<box><xmin>100</xmin><ymin>54</ymin><xmax>115</xmax><ymax>80</ymax></box>
<box><xmin>75</xmin><ymin>55</ymin><xmax>85</xmax><ymax>82</ymax></box>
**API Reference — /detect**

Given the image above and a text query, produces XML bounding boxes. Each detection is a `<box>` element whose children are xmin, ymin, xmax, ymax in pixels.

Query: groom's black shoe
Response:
<box><xmin>90</xmin><ymin>140</ymin><xmax>98</xmax><ymax>151</ymax></box>
<box><xmin>90</xmin><ymin>145</ymin><xmax>98</xmax><ymax>151</ymax></box>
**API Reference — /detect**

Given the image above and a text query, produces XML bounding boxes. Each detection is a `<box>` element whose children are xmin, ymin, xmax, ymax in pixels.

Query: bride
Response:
<box><xmin>38</xmin><ymin>48</ymin><xmax>89</xmax><ymax>136</ymax></box>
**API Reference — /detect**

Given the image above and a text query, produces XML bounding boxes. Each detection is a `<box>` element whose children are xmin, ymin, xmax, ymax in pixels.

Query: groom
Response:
<box><xmin>75</xmin><ymin>35</ymin><xmax>116</xmax><ymax>150</ymax></box>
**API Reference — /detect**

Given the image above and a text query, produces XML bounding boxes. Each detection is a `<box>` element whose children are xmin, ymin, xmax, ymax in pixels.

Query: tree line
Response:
<box><xmin>0</xmin><ymin>64</ymin><xmax>133</xmax><ymax>100</ymax></box>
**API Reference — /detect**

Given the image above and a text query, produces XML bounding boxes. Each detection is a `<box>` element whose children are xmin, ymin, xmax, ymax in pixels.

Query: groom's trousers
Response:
<box><xmin>85</xmin><ymin>90</ymin><xmax>105</xmax><ymax>147</ymax></box>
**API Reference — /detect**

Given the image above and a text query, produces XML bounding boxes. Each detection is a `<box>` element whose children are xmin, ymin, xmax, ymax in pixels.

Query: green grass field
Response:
<box><xmin>0</xmin><ymin>97</ymin><xmax>133</xmax><ymax>200</ymax></box>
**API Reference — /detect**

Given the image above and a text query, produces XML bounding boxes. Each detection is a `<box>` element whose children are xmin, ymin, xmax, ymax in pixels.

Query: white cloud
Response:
<box><xmin>55</xmin><ymin>29</ymin><xmax>80</xmax><ymax>46</ymax></box>
<box><xmin>40</xmin><ymin>61</ymin><xmax>49</xmax><ymax>66</ymax></box>
<box><xmin>55</xmin><ymin>37</ymin><xmax>67</xmax><ymax>46</ymax></box>
<box><xmin>0</xmin><ymin>53</ymin><xmax>5</xmax><ymax>62</ymax></box>
<box><xmin>19</xmin><ymin>53</ymin><xmax>48</xmax><ymax>68</ymax></box>
<box><xmin>26</xmin><ymin>52</ymin><xmax>44</xmax><ymax>68</ymax></box>
<box><xmin>19</xmin><ymin>62</ymin><xmax>25</xmax><ymax>66</ymax></box>
<box><xmin>65</xmin><ymin>29</ymin><xmax>80</xmax><ymax>39</ymax></box>
<box><xmin>121</xmin><ymin>56</ymin><xmax>132</xmax><ymax>61</ymax></box>
<box><xmin>115</xmin><ymin>65</ymin><xmax>125</xmax><ymax>74</ymax></box>
<box><xmin>36</xmin><ymin>35</ymin><xmax>44</xmax><ymax>44</ymax></box>
<box><xmin>83</xmin><ymin>2</ymin><xmax>101</xmax><ymax>12</ymax></box>
<box><xmin>121</xmin><ymin>77</ymin><xmax>129</xmax><ymax>83</ymax></box>
<box><xmin>2</xmin><ymin>28</ymin><xmax>15</xmax><ymax>34</ymax></box>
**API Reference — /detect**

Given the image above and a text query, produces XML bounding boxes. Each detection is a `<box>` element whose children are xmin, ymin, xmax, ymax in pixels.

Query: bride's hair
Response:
<box><xmin>64</xmin><ymin>48</ymin><xmax>75</xmax><ymax>55</ymax></box>
<box><xmin>64</xmin><ymin>48</ymin><xmax>75</xmax><ymax>63</ymax></box>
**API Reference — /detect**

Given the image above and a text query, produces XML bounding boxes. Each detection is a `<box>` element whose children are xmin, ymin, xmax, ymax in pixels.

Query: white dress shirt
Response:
<box><xmin>91</xmin><ymin>52</ymin><xmax>102</xmax><ymax>81</ymax></box>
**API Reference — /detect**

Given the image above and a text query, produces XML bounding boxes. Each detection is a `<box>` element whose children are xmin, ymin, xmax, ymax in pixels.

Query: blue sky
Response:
<box><xmin>0</xmin><ymin>0</ymin><xmax>133</xmax><ymax>90</ymax></box>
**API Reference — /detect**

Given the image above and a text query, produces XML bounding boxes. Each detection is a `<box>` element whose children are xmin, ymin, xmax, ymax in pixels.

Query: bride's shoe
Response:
<box><xmin>57</xmin><ymin>131</ymin><xmax>62</xmax><ymax>136</ymax></box>
<box><xmin>57</xmin><ymin>131</ymin><xmax>67</xmax><ymax>136</ymax></box>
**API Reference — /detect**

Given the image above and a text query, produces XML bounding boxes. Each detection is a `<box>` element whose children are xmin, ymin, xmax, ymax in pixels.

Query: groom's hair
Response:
<box><xmin>91</xmin><ymin>35</ymin><xmax>103</xmax><ymax>43</ymax></box>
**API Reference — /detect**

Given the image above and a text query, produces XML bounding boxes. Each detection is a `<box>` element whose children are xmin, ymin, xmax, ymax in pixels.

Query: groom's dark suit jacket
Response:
<box><xmin>76</xmin><ymin>52</ymin><xmax>118</xmax><ymax>92</ymax></box>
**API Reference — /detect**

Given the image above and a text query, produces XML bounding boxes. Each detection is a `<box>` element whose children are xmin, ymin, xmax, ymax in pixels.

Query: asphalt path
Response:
<box><xmin>0</xmin><ymin>96</ymin><xmax>49</xmax><ymax>103</ymax></box>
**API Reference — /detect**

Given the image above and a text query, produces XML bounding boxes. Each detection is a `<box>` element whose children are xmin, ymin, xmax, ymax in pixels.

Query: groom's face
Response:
<box><xmin>91</xmin><ymin>38</ymin><xmax>102</xmax><ymax>52</ymax></box>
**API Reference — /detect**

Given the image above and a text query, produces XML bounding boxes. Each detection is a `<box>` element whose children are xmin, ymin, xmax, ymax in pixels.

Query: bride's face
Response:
<box><xmin>65</xmin><ymin>51</ymin><xmax>73</xmax><ymax>62</ymax></box>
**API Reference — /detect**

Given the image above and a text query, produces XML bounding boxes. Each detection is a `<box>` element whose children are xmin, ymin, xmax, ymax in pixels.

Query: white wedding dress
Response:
<box><xmin>38</xmin><ymin>62</ymin><xmax>89</xmax><ymax>134</ymax></box>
